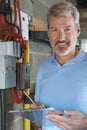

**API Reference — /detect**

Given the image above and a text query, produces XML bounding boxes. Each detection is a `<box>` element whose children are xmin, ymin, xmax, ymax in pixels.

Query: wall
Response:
<box><xmin>21</xmin><ymin>0</ymin><xmax>48</xmax><ymax>22</ymax></box>
<box><xmin>30</xmin><ymin>40</ymin><xmax>51</xmax><ymax>93</ymax></box>
<box><xmin>79</xmin><ymin>9</ymin><xmax>87</xmax><ymax>38</ymax></box>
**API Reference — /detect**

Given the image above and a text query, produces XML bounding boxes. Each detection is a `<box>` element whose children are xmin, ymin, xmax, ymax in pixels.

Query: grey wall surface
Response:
<box><xmin>21</xmin><ymin>0</ymin><xmax>48</xmax><ymax>22</ymax></box>
<box><xmin>30</xmin><ymin>40</ymin><xmax>51</xmax><ymax>93</ymax></box>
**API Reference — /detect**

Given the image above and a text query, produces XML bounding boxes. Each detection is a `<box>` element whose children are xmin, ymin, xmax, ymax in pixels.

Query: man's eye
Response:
<box><xmin>51</xmin><ymin>29</ymin><xmax>57</xmax><ymax>32</ymax></box>
<box><xmin>65</xmin><ymin>28</ymin><xmax>71</xmax><ymax>32</ymax></box>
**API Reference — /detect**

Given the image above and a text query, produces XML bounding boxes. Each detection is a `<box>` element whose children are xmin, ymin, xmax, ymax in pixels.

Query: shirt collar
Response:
<box><xmin>51</xmin><ymin>49</ymin><xmax>87</xmax><ymax>67</ymax></box>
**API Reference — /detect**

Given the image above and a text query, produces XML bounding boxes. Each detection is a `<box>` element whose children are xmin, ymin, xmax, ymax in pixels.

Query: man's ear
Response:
<box><xmin>77</xmin><ymin>24</ymin><xmax>81</xmax><ymax>37</ymax></box>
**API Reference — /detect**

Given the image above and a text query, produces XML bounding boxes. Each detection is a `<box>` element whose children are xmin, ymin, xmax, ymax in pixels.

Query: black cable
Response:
<box><xmin>4</xmin><ymin>15</ymin><xmax>20</xmax><ymax>34</ymax></box>
<box><xmin>1</xmin><ymin>89</ymin><xmax>6</xmax><ymax>130</ymax></box>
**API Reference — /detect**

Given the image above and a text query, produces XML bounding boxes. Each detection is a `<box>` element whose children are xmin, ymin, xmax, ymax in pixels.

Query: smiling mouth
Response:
<box><xmin>57</xmin><ymin>42</ymin><xmax>66</xmax><ymax>46</ymax></box>
<box><xmin>55</xmin><ymin>42</ymin><xmax>67</xmax><ymax>48</ymax></box>
<box><xmin>55</xmin><ymin>40</ymin><xmax>69</xmax><ymax>47</ymax></box>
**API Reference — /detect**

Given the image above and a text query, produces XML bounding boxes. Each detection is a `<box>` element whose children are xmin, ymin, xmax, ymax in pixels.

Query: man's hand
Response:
<box><xmin>46</xmin><ymin>110</ymin><xmax>87</xmax><ymax>130</ymax></box>
<box><xmin>30</xmin><ymin>102</ymin><xmax>45</xmax><ymax>109</ymax></box>
<box><xmin>30</xmin><ymin>102</ymin><xmax>44</xmax><ymax>130</ymax></box>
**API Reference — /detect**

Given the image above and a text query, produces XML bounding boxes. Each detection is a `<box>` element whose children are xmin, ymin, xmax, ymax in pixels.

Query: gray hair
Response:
<box><xmin>47</xmin><ymin>1</ymin><xmax>80</xmax><ymax>28</ymax></box>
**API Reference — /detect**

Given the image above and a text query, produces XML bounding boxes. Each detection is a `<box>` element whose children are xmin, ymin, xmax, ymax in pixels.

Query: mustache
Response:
<box><xmin>55</xmin><ymin>40</ymin><xmax>70</xmax><ymax>46</ymax></box>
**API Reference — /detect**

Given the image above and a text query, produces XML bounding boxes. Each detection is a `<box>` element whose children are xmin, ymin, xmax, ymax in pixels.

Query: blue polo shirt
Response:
<box><xmin>35</xmin><ymin>49</ymin><xmax>87</xmax><ymax>130</ymax></box>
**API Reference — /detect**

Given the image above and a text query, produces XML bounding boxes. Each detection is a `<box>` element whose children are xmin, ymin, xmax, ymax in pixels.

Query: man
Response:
<box><xmin>31</xmin><ymin>1</ymin><xmax>87</xmax><ymax>130</ymax></box>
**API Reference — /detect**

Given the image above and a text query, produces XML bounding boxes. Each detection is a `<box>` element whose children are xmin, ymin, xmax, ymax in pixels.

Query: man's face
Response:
<box><xmin>47</xmin><ymin>16</ymin><xmax>80</xmax><ymax>56</ymax></box>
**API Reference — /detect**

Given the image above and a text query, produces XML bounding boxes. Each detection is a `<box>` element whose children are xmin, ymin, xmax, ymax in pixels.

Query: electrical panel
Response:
<box><xmin>0</xmin><ymin>41</ymin><xmax>21</xmax><ymax>89</ymax></box>
<box><xmin>0</xmin><ymin>41</ymin><xmax>21</xmax><ymax>57</ymax></box>
<box><xmin>0</xmin><ymin>56</ymin><xmax>16</xmax><ymax>89</ymax></box>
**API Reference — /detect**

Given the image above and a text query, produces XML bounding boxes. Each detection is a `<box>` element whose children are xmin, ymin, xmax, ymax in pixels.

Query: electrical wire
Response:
<box><xmin>10</xmin><ymin>88</ymin><xmax>24</xmax><ymax>104</ymax></box>
<box><xmin>0</xmin><ymin>0</ymin><xmax>27</xmax><ymax>104</ymax></box>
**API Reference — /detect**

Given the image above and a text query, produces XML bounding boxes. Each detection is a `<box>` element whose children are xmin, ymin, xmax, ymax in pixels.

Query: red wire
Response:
<box><xmin>9</xmin><ymin>0</ymin><xmax>26</xmax><ymax>103</ymax></box>
<box><xmin>0</xmin><ymin>0</ymin><xmax>27</xmax><ymax>103</ymax></box>
<box><xmin>4</xmin><ymin>33</ymin><xmax>26</xmax><ymax>49</ymax></box>
<box><xmin>10</xmin><ymin>88</ymin><xmax>24</xmax><ymax>104</ymax></box>
<box><xmin>0</xmin><ymin>0</ymin><xmax>27</xmax><ymax>104</ymax></box>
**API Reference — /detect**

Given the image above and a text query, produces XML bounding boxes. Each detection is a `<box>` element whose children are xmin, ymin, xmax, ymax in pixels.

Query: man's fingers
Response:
<box><xmin>47</xmin><ymin>110</ymin><xmax>63</xmax><ymax>115</ymax></box>
<box><xmin>64</xmin><ymin>110</ymin><xmax>83</xmax><ymax>116</ymax></box>
<box><xmin>30</xmin><ymin>103</ymin><xmax>44</xmax><ymax>109</ymax></box>
<box><xmin>46</xmin><ymin>113</ymin><xmax>65</xmax><ymax>121</ymax></box>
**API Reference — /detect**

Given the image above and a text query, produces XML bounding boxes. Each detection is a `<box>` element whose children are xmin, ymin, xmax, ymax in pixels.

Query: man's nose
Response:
<box><xmin>57</xmin><ymin>31</ymin><xmax>65</xmax><ymax>41</ymax></box>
